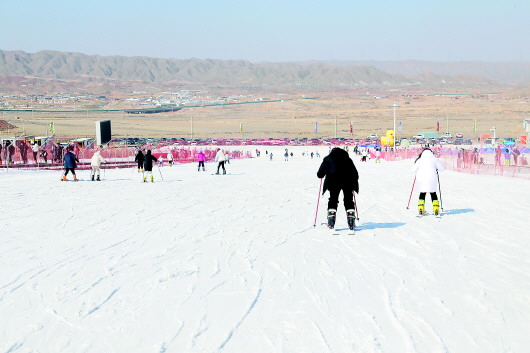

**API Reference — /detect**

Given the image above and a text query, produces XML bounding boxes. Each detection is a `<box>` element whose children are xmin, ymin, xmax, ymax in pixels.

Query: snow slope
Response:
<box><xmin>1</xmin><ymin>146</ymin><xmax>529</xmax><ymax>353</ymax></box>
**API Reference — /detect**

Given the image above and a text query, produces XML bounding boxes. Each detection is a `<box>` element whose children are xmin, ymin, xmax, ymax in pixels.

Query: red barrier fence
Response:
<box><xmin>0</xmin><ymin>143</ymin><xmax>252</xmax><ymax>171</ymax></box>
<box><xmin>374</xmin><ymin>146</ymin><xmax>530</xmax><ymax>179</ymax></box>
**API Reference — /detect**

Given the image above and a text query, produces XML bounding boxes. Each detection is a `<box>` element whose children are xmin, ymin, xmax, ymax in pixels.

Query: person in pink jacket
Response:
<box><xmin>197</xmin><ymin>151</ymin><xmax>206</xmax><ymax>171</ymax></box>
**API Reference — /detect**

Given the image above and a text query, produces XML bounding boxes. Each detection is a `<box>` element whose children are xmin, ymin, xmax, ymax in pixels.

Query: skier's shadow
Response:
<box><xmin>355</xmin><ymin>222</ymin><xmax>406</xmax><ymax>231</ymax></box>
<box><xmin>441</xmin><ymin>208</ymin><xmax>475</xmax><ymax>215</ymax></box>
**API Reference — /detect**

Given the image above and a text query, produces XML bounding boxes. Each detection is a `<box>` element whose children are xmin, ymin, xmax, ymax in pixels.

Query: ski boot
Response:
<box><xmin>433</xmin><ymin>200</ymin><xmax>440</xmax><ymax>216</ymax></box>
<box><xmin>418</xmin><ymin>200</ymin><xmax>425</xmax><ymax>215</ymax></box>
<box><xmin>73</xmin><ymin>175</ymin><xmax>79</xmax><ymax>181</ymax></box>
<box><xmin>91</xmin><ymin>175</ymin><xmax>95</xmax><ymax>181</ymax></box>
<box><xmin>96</xmin><ymin>176</ymin><xmax>100</xmax><ymax>181</ymax></box>
<box><xmin>346</xmin><ymin>209</ymin><xmax>356</xmax><ymax>230</ymax></box>
<box><xmin>150</xmin><ymin>175</ymin><xmax>154</xmax><ymax>183</ymax></box>
<box><xmin>143</xmin><ymin>176</ymin><xmax>147</xmax><ymax>182</ymax></box>
<box><xmin>327</xmin><ymin>209</ymin><xmax>337</xmax><ymax>229</ymax></box>
<box><xmin>61</xmin><ymin>175</ymin><xmax>68</xmax><ymax>181</ymax></box>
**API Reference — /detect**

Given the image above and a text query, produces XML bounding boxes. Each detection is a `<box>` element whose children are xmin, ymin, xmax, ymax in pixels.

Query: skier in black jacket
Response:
<box><xmin>143</xmin><ymin>150</ymin><xmax>158</xmax><ymax>182</ymax></box>
<box><xmin>135</xmin><ymin>150</ymin><xmax>145</xmax><ymax>173</ymax></box>
<box><xmin>317</xmin><ymin>147</ymin><xmax>359</xmax><ymax>229</ymax></box>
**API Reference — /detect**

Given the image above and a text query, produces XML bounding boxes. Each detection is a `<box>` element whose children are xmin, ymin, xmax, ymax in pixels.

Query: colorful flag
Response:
<box><xmin>49</xmin><ymin>122</ymin><xmax>55</xmax><ymax>133</ymax></box>
<box><xmin>473</xmin><ymin>119</ymin><xmax>477</xmax><ymax>132</ymax></box>
<box><xmin>239</xmin><ymin>122</ymin><xmax>243</xmax><ymax>133</ymax></box>
<box><xmin>398</xmin><ymin>121</ymin><xmax>403</xmax><ymax>133</ymax></box>
<box><xmin>315</xmin><ymin>121</ymin><xmax>318</xmax><ymax>133</ymax></box>
<box><xmin>349</xmin><ymin>122</ymin><xmax>353</xmax><ymax>134</ymax></box>
<box><xmin>436</xmin><ymin>120</ymin><xmax>440</xmax><ymax>132</ymax></box>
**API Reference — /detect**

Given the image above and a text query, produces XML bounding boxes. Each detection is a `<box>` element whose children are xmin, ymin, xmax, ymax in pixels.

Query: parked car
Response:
<box><xmin>442</xmin><ymin>132</ymin><xmax>452</xmax><ymax>139</ymax></box>
<box><xmin>455</xmin><ymin>133</ymin><xmax>464</xmax><ymax>139</ymax></box>
<box><xmin>366</xmin><ymin>134</ymin><xmax>378</xmax><ymax>140</ymax></box>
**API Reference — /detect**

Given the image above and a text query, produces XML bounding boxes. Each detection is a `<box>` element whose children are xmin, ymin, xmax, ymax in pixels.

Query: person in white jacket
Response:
<box><xmin>90</xmin><ymin>150</ymin><xmax>106</xmax><ymax>181</ymax></box>
<box><xmin>214</xmin><ymin>148</ymin><xmax>226</xmax><ymax>174</ymax></box>
<box><xmin>412</xmin><ymin>148</ymin><xmax>444</xmax><ymax>215</ymax></box>
<box><xmin>167</xmin><ymin>152</ymin><xmax>174</xmax><ymax>166</ymax></box>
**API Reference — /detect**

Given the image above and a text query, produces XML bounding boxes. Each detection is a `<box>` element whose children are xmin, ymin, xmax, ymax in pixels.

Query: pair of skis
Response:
<box><xmin>321</xmin><ymin>223</ymin><xmax>356</xmax><ymax>235</ymax></box>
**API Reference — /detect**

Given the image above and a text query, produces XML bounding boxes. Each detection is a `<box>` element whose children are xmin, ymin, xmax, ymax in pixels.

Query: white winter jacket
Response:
<box><xmin>91</xmin><ymin>151</ymin><xmax>106</xmax><ymax>167</ymax></box>
<box><xmin>215</xmin><ymin>149</ymin><xmax>225</xmax><ymax>162</ymax></box>
<box><xmin>412</xmin><ymin>150</ymin><xmax>444</xmax><ymax>193</ymax></box>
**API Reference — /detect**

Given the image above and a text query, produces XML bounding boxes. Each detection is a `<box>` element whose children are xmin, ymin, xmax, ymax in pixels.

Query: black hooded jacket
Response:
<box><xmin>143</xmin><ymin>150</ymin><xmax>158</xmax><ymax>171</ymax></box>
<box><xmin>317</xmin><ymin>148</ymin><xmax>359</xmax><ymax>194</ymax></box>
<box><xmin>135</xmin><ymin>150</ymin><xmax>145</xmax><ymax>164</ymax></box>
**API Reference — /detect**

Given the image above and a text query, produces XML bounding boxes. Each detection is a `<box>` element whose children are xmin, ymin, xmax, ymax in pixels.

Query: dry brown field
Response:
<box><xmin>2</xmin><ymin>92</ymin><xmax>529</xmax><ymax>140</ymax></box>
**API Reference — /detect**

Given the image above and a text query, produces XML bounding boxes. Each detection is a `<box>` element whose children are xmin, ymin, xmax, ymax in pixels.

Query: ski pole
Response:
<box><xmin>406</xmin><ymin>176</ymin><xmax>416</xmax><ymax>209</ymax></box>
<box><xmin>353</xmin><ymin>191</ymin><xmax>360</xmax><ymax>220</ymax></box>
<box><xmin>313</xmin><ymin>178</ymin><xmax>323</xmax><ymax>228</ymax></box>
<box><xmin>437</xmin><ymin>170</ymin><xmax>443</xmax><ymax>211</ymax></box>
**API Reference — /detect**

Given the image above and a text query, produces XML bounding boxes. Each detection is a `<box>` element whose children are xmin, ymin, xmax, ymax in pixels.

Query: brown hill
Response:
<box><xmin>0</xmin><ymin>49</ymin><xmax>496</xmax><ymax>89</ymax></box>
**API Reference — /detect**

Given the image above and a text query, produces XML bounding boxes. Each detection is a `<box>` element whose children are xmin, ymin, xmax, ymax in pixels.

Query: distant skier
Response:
<box><xmin>361</xmin><ymin>149</ymin><xmax>368</xmax><ymax>162</ymax></box>
<box><xmin>215</xmin><ymin>148</ymin><xmax>226</xmax><ymax>174</ymax></box>
<box><xmin>135</xmin><ymin>150</ymin><xmax>145</xmax><ymax>173</ymax></box>
<box><xmin>269</xmin><ymin>152</ymin><xmax>273</xmax><ymax>161</ymax></box>
<box><xmin>143</xmin><ymin>150</ymin><xmax>158</xmax><ymax>182</ymax></box>
<box><xmin>412</xmin><ymin>148</ymin><xmax>444</xmax><ymax>216</ymax></box>
<box><xmin>224</xmin><ymin>151</ymin><xmax>230</xmax><ymax>164</ymax></box>
<box><xmin>375</xmin><ymin>149</ymin><xmax>382</xmax><ymax>163</ymax></box>
<box><xmin>284</xmin><ymin>149</ymin><xmax>289</xmax><ymax>161</ymax></box>
<box><xmin>62</xmin><ymin>147</ymin><xmax>79</xmax><ymax>181</ymax></box>
<box><xmin>32</xmin><ymin>142</ymin><xmax>39</xmax><ymax>163</ymax></box>
<box><xmin>90</xmin><ymin>149</ymin><xmax>106</xmax><ymax>181</ymax></box>
<box><xmin>317</xmin><ymin>147</ymin><xmax>359</xmax><ymax>230</ymax></box>
<box><xmin>197</xmin><ymin>150</ymin><xmax>206</xmax><ymax>171</ymax></box>
<box><xmin>167</xmin><ymin>152</ymin><xmax>174</xmax><ymax>166</ymax></box>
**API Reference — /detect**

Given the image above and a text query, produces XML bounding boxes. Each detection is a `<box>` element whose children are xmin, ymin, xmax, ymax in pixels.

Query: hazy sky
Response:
<box><xmin>1</xmin><ymin>0</ymin><xmax>528</xmax><ymax>62</ymax></box>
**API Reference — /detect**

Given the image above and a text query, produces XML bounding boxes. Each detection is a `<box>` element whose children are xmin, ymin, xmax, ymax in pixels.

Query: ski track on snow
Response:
<box><xmin>1</xmin><ymin>147</ymin><xmax>530</xmax><ymax>353</ymax></box>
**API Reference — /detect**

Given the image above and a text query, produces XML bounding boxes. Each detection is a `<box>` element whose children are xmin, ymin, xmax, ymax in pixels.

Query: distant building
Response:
<box><xmin>0</xmin><ymin>120</ymin><xmax>17</xmax><ymax>131</ymax></box>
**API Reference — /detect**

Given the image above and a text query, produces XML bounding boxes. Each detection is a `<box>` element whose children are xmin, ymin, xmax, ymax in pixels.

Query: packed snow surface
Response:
<box><xmin>1</xmin><ymin>146</ymin><xmax>529</xmax><ymax>353</ymax></box>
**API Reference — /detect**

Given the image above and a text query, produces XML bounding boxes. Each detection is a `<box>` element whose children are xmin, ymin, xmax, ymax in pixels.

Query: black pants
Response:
<box><xmin>328</xmin><ymin>187</ymin><xmax>355</xmax><ymax>210</ymax></box>
<box><xmin>419</xmin><ymin>192</ymin><xmax>438</xmax><ymax>201</ymax></box>
<box><xmin>137</xmin><ymin>161</ymin><xmax>143</xmax><ymax>169</ymax></box>
<box><xmin>198</xmin><ymin>161</ymin><xmax>205</xmax><ymax>168</ymax></box>
<box><xmin>217</xmin><ymin>161</ymin><xmax>225</xmax><ymax>173</ymax></box>
<box><xmin>64</xmin><ymin>168</ymin><xmax>76</xmax><ymax>176</ymax></box>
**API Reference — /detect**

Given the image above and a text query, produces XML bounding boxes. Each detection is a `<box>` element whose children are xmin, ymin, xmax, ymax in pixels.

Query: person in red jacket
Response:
<box><xmin>197</xmin><ymin>151</ymin><xmax>206</xmax><ymax>171</ymax></box>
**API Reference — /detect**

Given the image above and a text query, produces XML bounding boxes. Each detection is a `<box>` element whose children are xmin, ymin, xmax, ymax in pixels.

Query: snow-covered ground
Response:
<box><xmin>1</xmin><ymin>146</ymin><xmax>529</xmax><ymax>353</ymax></box>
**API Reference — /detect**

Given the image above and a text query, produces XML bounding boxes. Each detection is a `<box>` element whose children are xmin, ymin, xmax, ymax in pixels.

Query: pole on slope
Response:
<box><xmin>313</xmin><ymin>178</ymin><xmax>323</xmax><ymax>228</ymax></box>
<box><xmin>406</xmin><ymin>176</ymin><xmax>416</xmax><ymax>209</ymax></box>
<box><xmin>437</xmin><ymin>170</ymin><xmax>443</xmax><ymax>211</ymax></box>
<box><xmin>353</xmin><ymin>191</ymin><xmax>360</xmax><ymax>221</ymax></box>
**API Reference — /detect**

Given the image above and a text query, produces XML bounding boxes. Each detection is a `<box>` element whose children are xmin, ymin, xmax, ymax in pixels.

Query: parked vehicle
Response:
<box><xmin>455</xmin><ymin>133</ymin><xmax>464</xmax><ymax>139</ymax></box>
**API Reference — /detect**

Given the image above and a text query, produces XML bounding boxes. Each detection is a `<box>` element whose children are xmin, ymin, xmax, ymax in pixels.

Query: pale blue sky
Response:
<box><xmin>1</xmin><ymin>0</ymin><xmax>528</xmax><ymax>62</ymax></box>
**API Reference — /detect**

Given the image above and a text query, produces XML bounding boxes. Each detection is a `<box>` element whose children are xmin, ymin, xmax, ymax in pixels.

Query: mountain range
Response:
<box><xmin>1</xmin><ymin>49</ymin><xmax>529</xmax><ymax>89</ymax></box>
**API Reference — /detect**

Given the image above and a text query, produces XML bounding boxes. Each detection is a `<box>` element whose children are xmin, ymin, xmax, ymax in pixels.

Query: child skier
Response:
<box><xmin>135</xmin><ymin>150</ymin><xmax>145</xmax><ymax>173</ymax></box>
<box><xmin>412</xmin><ymin>148</ymin><xmax>444</xmax><ymax>216</ymax></box>
<box><xmin>197</xmin><ymin>150</ymin><xmax>206</xmax><ymax>171</ymax></box>
<box><xmin>317</xmin><ymin>147</ymin><xmax>359</xmax><ymax>230</ymax></box>
<box><xmin>62</xmin><ymin>148</ymin><xmax>79</xmax><ymax>181</ymax></box>
<box><xmin>90</xmin><ymin>149</ymin><xmax>106</xmax><ymax>181</ymax></box>
<box><xmin>143</xmin><ymin>150</ymin><xmax>158</xmax><ymax>182</ymax></box>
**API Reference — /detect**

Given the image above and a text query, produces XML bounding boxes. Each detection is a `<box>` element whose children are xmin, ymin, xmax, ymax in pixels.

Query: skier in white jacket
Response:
<box><xmin>214</xmin><ymin>148</ymin><xmax>226</xmax><ymax>174</ymax></box>
<box><xmin>412</xmin><ymin>148</ymin><xmax>444</xmax><ymax>215</ymax></box>
<box><xmin>90</xmin><ymin>150</ymin><xmax>106</xmax><ymax>181</ymax></box>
